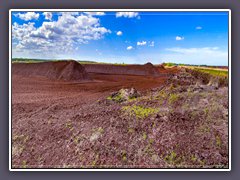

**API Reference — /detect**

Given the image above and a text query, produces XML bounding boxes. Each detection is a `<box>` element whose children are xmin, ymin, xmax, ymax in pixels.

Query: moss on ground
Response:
<box><xmin>122</xmin><ymin>105</ymin><xmax>159</xmax><ymax>119</ymax></box>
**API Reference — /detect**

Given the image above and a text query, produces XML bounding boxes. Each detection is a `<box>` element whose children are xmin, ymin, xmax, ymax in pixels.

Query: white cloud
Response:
<box><xmin>196</xmin><ymin>26</ymin><xmax>202</xmax><ymax>30</ymax></box>
<box><xmin>149</xmin><ymin>41</ymin><xmax>155</xmax><ymax>47</ymax></box>
<box><xmin>15</xmin><ymin>12</ymin><xmax>40</xmax><ymax>21</ymax></box>
<box><xmin>176</xmin><ymin>36</ymin><xmax>184</xmax><ymax>41</ymax></box>
<box><xmin>43</xmin><ymin>12</ymin><xmax>52</xmax><ymax>20</ymax></box>
<box><xmin>116</xmin><ymin>12</ymin><xmax>139</xmax><ymax>18</ymax></box>
<box><xmin>116</xmin><ymin>31</ymin><xmax>123</xmax><ymax>36</ymax></box>
<box><xmin>12</xmin><ymin>13</ymin><xmax>111</xmax><ymax>57</ymax></box>
<box><xmin>165</xmin><ymin>47</ymin><xmax>221</xmax><ymax>54</ymax></box>
<box><xmin>127</xmin><ymin>46</ymin><xmax>133</xmax><ymax>50</ymax></box>
<box><xmin>84</xmin><ymin>12</ymin><xmax>106</xmax><ymax>16</ymax></box>
<box><xmin>163</xmin><ymin>47</ymin><xmax>228</xmax><ymax>65</ymax></box>
<box><xmin>137</xmin><ymin>41</ymin><xmax>147</xmax><ymax>46</ymax></box>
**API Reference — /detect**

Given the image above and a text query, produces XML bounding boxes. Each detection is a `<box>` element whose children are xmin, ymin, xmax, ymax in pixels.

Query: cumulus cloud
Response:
<box><xmin>12</xmin><ymin>13</ymin><xmax>111</xmax><ymax>57</ymax></box>
<box><xmin>196</xmin><ymin>26</ymin><xmax>202</xmax><ymax>30</ymax></box>
<box><xmin>176</xmin><ymin>36</ymin><xmax>184</xmax><ymax>41</ymax></box>
<box><xmin>127</xmin><ymin>46</ymin><xmax>133</xmax><ymax>50</ymax></box>
<box><xmin>84</xmin><ymin>12</ymin><xmax>105</xmax><ymax>16</ymax></box>
<box><xmin>137</xmin><ymin>41</ymin><xmax>147</xmax><ymax>46</ymax></box>
<box><xmin>116</xmin><ymin>12</ymin><xmax>139</xmax><ymax>18</ymax></box>
<box><xmin>43</xmin><ymin>12</ymin><xmax>52</xmax><ymax>20</ymax></box>
<box><xmin>116</xmin><ymin>31</ymin><xmax>123</xmax><ymax>36</ymax></box>
<box><xmin>15</xmin><ymin>12</ymin><xmax>40</xmax><ymax>21</ymax></box>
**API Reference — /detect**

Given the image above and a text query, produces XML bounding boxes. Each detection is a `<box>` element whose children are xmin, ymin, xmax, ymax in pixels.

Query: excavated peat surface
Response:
<box><xmin>11</xmin><ymin>61</ymin><xmax>228</xmax><ymax>169</ymax></box>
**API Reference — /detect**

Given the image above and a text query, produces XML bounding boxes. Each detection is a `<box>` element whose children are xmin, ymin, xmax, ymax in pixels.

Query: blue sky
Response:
<box><xmin>11</xmin><ymin>11</ymin><xmax>229</xmax><ymax>65</ymax></box>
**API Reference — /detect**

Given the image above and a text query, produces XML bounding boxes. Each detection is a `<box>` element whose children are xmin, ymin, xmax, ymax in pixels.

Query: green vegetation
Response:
<box><xmin>121</xmin><ymin>150</ymin><xmax>127</xmax><ymax>162</ymax></box>
<box><xmin>77</xmin><ymin>60</ymin><xmax>98</xmax><ymax>64</ymax></box>
<box><xmin>22</xmin><ymin>160</ymin><xmax>27</xmax><ymax>168</ymax></box>
<box><xmin>65</xmin><ymin>121</ymin><xmax>73</xmax><ymax>129</ymax></box>
<box><xmin>128</xmin><ymin>128</ymin><xmax>135</xmax><ymax>133</ymax></box>
<box><xmin>191</xmin><ymin>154</ymin><xmax>197</xmax><ymax>162</ymax></box>
<box><xmin>164</xmin><ymin>151</ymin><xmax>182</xmax><ymax>165</ymax></box>
<box><xmin>12</xmin><ymin>58</ymin><xmax>99</xmax><ymax>64</ymax></box>
<box><xmin>113</xmin><ymin>62</ymin><xmax>127</xmax><ymax>66</ymax></box>
<box><xmin>164</xmin><ymin>62</ymin><xmax>176</xmax><ymax>67</ymax></box>
<box><xmin>107</xmin><ymin>94</ymin><xmax>124</xmax><ymax>103</ymax></box>
<box><xmin>122</xmin><ymin>105</ymin><xmax>159</xmax><ymax>119</ymax></box>
<box><xmin>142</xmin><ymin>132</ymin><xmax>147</xmax><ymax>140</ymax></box>
<box><xmin>215</xmin><ymin>135</ymin><xmax>222</xmax><ymax>148</ymax></box>
<box><xmin>12</xmin><ymin>58</ymin><xmax>45</xmax><ymax>63</ymax></box>
<box><xmin>168</xmin><ymin>93</ymin><xmax>180</xmax><ymax>104</ymax></box>
<box><xmin>195</xmin><ymin>68</ymin><xmax>228</xmax><ymax>77</ymax></box>
<box><xmin>164</xmin><ymin>151</ymin><xmax>177</xmax><ymax>164</ymax></box>
<box><xmin>107</xmin><ymin>89</ymin><xmax>138</xmax><ymax>103</ymax></box>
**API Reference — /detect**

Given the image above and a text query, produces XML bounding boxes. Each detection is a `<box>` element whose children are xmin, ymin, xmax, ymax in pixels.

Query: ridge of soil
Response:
<box><xmin>83</xmin><ymin>62</ymin><xmax>166</xmax><ymax>76</ymax></box>
<box><xmin>12</xmin><ymin>60</ymin><xmax>91</xmax><ymax>81</ymax></box>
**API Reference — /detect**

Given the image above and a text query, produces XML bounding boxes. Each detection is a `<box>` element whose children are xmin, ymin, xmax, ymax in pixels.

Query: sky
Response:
<box><xmin>11</xmin><ymin>11</ymin><xmax>229</xmax><ymax>65</ymax></box>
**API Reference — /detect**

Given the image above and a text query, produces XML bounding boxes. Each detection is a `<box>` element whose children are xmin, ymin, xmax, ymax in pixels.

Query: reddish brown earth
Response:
<box><xmin>82</xmin><ymin>62</ymin><xmax>167</xmax><ymax>76</ymax></box>
<box><xmin>12</xmin><ymin>60</ymin><xmax>90</xmax><ymax>81</ymax></box>
<box><xmin>12</xmin><ymin>60</ymin><xmax>176</xmax><ymax>168</ymax></box>
<box><xmin>11</xmin><ymin>61</ymin><xmax>228</xmax><ymax>169</ymax></box>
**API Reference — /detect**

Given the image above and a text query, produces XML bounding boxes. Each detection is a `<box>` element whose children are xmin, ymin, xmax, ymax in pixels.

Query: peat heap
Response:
<box><xmin>83</xmin><ymin>62</ymin><xmax>166</xmax><ymax>76</ymax></box>
<box><xmin>12</xmin><ymin>60</ymin><xmax>91</xmax><ymax>81</ymax></box>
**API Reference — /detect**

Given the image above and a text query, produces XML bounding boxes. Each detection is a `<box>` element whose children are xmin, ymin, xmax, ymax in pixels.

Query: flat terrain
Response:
<box><xmin>11</xmin><ymin>61</ymin><xmax>228</xmax><ymax>168</ymax></box>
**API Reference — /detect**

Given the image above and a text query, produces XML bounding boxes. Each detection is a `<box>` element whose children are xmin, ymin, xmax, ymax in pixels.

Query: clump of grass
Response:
<box><xmin>91</xmin><ymin>154</ymin><xmax>99</xmax><ymax>167</ymax></box>
<box><xmin>121</xmin><ymin>150</ymin><xmax>127</xmax><ymax>162</ymax></box>
<box><xmin>168</xmin><ymin>93</ymin><xmax>180</xmax><ymax>104</ymax></box>
<box><xmin>107</xmin><ymin>93</ymin><xmax>124</xmax><ymax>103</ymax></box>
<box><xmin>142</xmin><ymin>132</ymin><xmax>147</xmax><ymax>140</ymax></box>
<box><xmin>191</xmin><ymin>154</ymin><xmax>197</xmax><ymax>162</ymax></box>
<box><xmin>164</xmin><ymin>151</ymin><xmax>177</xmax><ymax>164</ymax></box>
<box><xmin>13</xmin><ymin>134</ymin><xmax>29</xmax><ymax>143</ymax></box>
<box><xmin>91</xmin><ymin>127</ymin><xmax>104</xmax><ymax>133</ymax></box>
<box><xmin>22</xmin><ymin>160</ymin><xmax>27</xmax><ymax>168</ymax></box>
<box><xmin>128</xmin><ymin>128</ymin><xmax>135</xmax><ymax>133</ymax></box>
<box><xmin>154</xmin><ymin>90</ymin><xmax>168</xmax><ymax>103</ymax></box>
<box><xmin>198</xmin><ymin>124</ymin><xmax>211</xmax><ymax>134</ymax></box>
<box><xmin>65</xmin><ymin>121</ymin><xmax>74</xmax><ymax>131</ymax></box>
<box><xmin>164</xmin><ymin>151</ymin><xmax>182</xmax><ymax>165</ymax></box>
<box><xmin>215</xmin><ymin>135</ymin><xmax>222</xmax><ymax>148</ymax></box>
<box><xmin>122</xmin><ymin>105</ymin><xmax>159</xmax><ymax>119</ymax></box>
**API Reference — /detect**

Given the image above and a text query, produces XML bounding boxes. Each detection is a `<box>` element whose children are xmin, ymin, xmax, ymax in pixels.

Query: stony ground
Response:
<box><xmin>12</xmin><ymin>68</ymin><xmax>229</xmax><ymax>169</ymax></box>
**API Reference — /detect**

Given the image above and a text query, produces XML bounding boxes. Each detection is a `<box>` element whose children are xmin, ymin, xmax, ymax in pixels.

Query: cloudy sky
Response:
<box><xmin>11</xmin><ymin>11</ymin><xmax>229</xmax><ymax>65</ymax></box>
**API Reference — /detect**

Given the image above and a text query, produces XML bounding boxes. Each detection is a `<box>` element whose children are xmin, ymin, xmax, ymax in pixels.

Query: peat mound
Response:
<box><xmin>83</xmin><ymin>62</ymin><xmax>166</xmax><ymax>76</ymax></box>
<box><xmin>12</xmin><ymin>60</ymin><xmax>91</xmax><ymax>81</ymax></box>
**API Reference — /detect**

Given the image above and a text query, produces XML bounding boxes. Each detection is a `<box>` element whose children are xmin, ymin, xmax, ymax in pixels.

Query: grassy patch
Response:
<box><xmin>122</xmin><ymin>105</ymin><xmax>159</xmax><ymax>119</ymax></box>
<box><xmin>168</xmin><ymin>93</ymin><xmax>180</xmax><ymax>104</ymax></box>
<box><xmin>164</xmin><ymin>151</ymin><xmax>182</xmax><ymax>165</ymax></box>
<box><xmin>107</xmin><ymin>94</ymin><xmax>123</xmax><ymax>102</ymax></box>
<box><xmin>195</xmin><ymin>68</ymin><xmax>228</xmax><ymax>77</ymax></box>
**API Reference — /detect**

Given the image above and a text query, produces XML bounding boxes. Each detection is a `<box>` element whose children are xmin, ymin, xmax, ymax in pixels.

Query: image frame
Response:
<box><xmin>9</xmin><ymin>8</ymin><xmax>231</xmax><ymax>172</ymax></box>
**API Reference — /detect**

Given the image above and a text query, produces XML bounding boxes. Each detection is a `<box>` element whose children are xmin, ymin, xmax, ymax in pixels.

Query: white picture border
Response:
<box><xmin>9</xmin><ymin>9</ymin><xmax>231</xmax><ymax>171</ymax></box>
